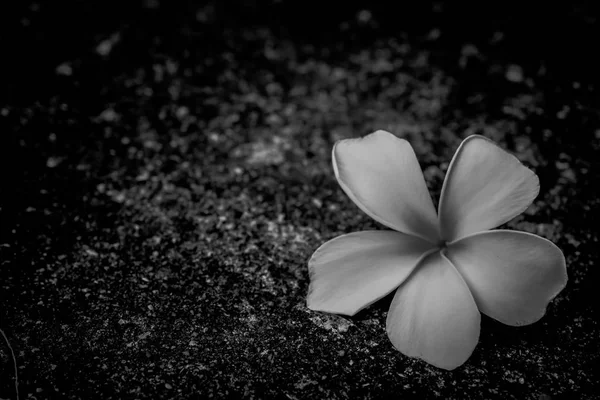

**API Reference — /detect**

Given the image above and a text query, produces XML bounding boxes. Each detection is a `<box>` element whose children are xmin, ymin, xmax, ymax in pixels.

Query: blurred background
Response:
<box><xmin>1</xmin><ymin>1</ymin><xmax>599</xmax><ymax>398</ymax></box>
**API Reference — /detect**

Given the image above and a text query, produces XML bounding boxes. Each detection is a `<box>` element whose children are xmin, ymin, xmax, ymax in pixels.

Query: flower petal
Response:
<box><xmin>446</xmin><ymin>230</ymin><xmax>567</xmax><ymax>326</ymax></box>
<box><xmin>438</xmin><ymin>135</ymin><xmax>540</xmax><ymax>241</ymax></box>
<box><xmin>307</xmin><ymin>230</ymin><xmax>435</xmax><ymax>316</ymax></box>
<box><xmin>386</xmin><ymin>251</ymin><xmax>480</xmax><ymax>370</ymax></box>
<box><xmin>333</xmin><ymin>130</ymin><xmax>439</xmax><ymax>243</ymax></box>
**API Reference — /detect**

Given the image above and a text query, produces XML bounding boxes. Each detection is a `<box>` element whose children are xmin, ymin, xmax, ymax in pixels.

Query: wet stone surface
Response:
<box><xmin>1</xmin><ymin>1</ymin><xmax>599</xmax><ymax>399</ymax></box>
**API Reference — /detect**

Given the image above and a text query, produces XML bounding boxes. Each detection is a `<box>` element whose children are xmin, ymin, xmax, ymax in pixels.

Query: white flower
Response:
<box><xmin>307</xmin><ymin>130</ymin><xmax>567</xmax><ymax>370</ymax></box>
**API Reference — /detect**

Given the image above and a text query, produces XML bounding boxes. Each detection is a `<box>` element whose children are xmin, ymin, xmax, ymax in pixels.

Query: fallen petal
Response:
<box><xmin>446</xmin><ymin>230</ymin><xmax>568</xmax><ymax>326</ymax></box>
<box><xmin>307</xmin><ymin>230</ymin><xmax>435</xmax><ymax>316</ymax></box>
<box><xmin>333</xmin><ymin>130</ymin><xmax>439</xmax><ymax>243</ymax></box>
<box><xmin>386</xmin><ymin>251</ymin><xmax>480</xmax><ymax>370</ymax></box>
<box><xmin>438</xmin><ymin>135</ymin><xmax>539</xmax><ymax>241</ymax></box>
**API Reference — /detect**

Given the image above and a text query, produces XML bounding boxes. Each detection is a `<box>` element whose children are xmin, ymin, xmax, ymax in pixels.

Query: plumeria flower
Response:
<box><xmin>307</xmin><ymin>130</ymin><xmax>567</xmax><ymax>370</ymax></box>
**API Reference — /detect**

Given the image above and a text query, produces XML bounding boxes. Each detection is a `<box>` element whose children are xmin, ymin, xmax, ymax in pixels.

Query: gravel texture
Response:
<box><xmin>1</xmin><ymin>1</ymin><xmax>599</xmax><ymax>399</ymax></box>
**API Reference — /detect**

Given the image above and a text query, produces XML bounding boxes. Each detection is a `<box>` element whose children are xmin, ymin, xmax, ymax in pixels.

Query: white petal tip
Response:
<box><xmin>386</xmin><ymin>330</ymin><xmax>476</xmax><ymax>371</ymax></box>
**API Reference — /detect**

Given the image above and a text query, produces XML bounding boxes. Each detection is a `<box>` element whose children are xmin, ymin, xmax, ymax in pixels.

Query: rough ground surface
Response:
<box><xmin>1</xmin><ymin>1</ymin><xmax>599</xmax><ymax>399</ymax></box>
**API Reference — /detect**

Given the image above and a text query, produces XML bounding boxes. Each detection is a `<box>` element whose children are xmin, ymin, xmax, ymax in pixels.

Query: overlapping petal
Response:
<box><xmin>333</xmin><ymin>130</ymin><xmax>439</xmax><ymax>243</ymax></box>
<box><xmin>438</xmin><ymin>135</ymin><xmax>540</xmax><ymax>241</ymax></box>
<box><xmin>446</xmin><ymin>230</ymin><xmax>567</xmax><ymax>326</ymax></box>
<box><xmin>386</xmin><ymin>251</ymin><xmax>480</xmax><ymax>370</ymax></box>
<box><xmin>307</xmin><ymin>230</ymin><xmax>435</xmax><ymax>316</ymax></box>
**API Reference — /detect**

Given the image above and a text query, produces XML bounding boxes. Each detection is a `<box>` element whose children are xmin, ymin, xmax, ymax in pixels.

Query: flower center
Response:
<box><xmin>436</xmin><ymin>239</ymin><xmax>448</xmax><ymax>250</ymax></box>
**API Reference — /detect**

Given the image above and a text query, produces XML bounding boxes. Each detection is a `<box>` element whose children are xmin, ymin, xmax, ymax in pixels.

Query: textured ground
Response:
<box><xmin>1</xmin><ymin>1</ymin><xmax>600</xmax><ymax>399</ymax></box>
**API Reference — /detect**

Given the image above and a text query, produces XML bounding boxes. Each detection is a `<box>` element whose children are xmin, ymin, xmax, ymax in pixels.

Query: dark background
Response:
<box><xmin>1</xmin><ymin>1</ymin><xmax>599</xmax><ymax>399</ymax></box>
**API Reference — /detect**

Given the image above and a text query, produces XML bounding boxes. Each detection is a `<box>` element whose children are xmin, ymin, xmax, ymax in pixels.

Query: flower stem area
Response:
<box><xmin>1</xmin><ymin>1</ymin><xmax>599</xmax><ymax>399</ymax></box>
